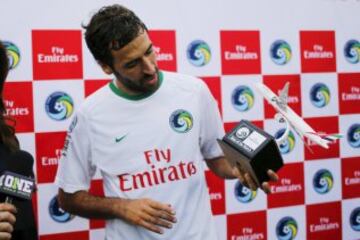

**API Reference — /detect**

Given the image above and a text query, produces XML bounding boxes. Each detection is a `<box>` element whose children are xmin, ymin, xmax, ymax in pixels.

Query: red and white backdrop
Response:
<box><xmin>1</xmin><ymin>0</ymin><xmax>360</xmax><ymax>239</ymax></box>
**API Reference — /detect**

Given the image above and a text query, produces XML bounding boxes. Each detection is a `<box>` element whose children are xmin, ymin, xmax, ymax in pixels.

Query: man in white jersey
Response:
<box><xmin>55</xmin><ymin>4</ymin><xmax>278</xmax><ymax>240</ymax></box>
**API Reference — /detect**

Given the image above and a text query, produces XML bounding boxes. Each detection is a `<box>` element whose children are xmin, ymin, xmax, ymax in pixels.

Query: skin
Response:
<box><xmin>0</xmin><ymin>203</ymin><xmax>16</xmax><ymax>240</ymax></box>
<box><xmin>206</xmin><ymin>157</ymin><xmax>278</xmax><ymax>193</ymax></box>
<box><xmin>58</xmin><ymin>31</ymin><xmax>278</xmax><ymax>235</ymax></box>
<box><xmin>100</xmin><ymin>31</ymin><xmax>159</xmax><ymax>95</ymax></box>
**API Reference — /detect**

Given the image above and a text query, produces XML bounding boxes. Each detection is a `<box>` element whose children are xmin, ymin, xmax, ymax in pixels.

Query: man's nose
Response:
<box><xmin>142</xmin><ymin>57</ymin><xmax>156</xmax><ymax>74</ymax></box>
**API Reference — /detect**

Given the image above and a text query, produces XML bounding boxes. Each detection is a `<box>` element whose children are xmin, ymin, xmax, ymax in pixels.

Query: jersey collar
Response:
<box><xmin>109</xmin><ymin>71</ymin><xmax>163</xmax><ymax>100</ymax></box>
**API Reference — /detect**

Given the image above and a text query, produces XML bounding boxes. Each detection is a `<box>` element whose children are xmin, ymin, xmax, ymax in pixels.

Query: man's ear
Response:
<box><xmin>98</xmin><ymin>62</ymin><xmax>113</xmax><ymax>75</ymax></box>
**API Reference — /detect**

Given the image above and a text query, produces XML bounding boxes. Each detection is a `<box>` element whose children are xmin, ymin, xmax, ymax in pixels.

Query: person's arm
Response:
<box><xmin>57</xmin><ymin>189</ymin><xmax>176</xmax><ymax>234</ymax></box>
<box><xmin>0</xmin><ymin>203</ymin><xmax>16</xmax><ymax>240</ymax></box>
<box><xmin>56</xmin><ymin>111</ymin><xmax>176</xmax><ymax>234</ymax></box>
<box><xmin>205</xmin><ymin>157</ymin><xmax>278</xmax><ymax>193</ymax></box>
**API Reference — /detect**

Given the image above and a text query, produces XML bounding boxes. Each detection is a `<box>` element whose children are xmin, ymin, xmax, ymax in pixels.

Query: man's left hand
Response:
<box><xmin>232</xmin><ymin>168</ymin><xmax>278</xmax><ymax>194</ymax></box>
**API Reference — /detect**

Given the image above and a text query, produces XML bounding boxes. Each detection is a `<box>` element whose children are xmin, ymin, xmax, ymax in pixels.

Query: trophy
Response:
<box><xmin>218</xmin><ymin>120</ymin><xmax>283</xmax><ymax>187</ymax></box>
<box><xmin>218</xmin><ymin>82</ymin><xmax>342</xmax><ymax>186</ymax></box>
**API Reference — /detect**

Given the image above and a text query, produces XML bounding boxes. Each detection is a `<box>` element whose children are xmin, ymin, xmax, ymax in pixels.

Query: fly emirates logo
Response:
<box><xmin>154</xmin><ymin>46</ymin><xmax>174</xmax><ymax>61</ymax></box>
<box><xmin>4</xmin><ymin>100</ymin><xmax>29</xmax><ymax>116</ymax></box>
<box><xmin>271</xmin><ymin>178</ymin><xmax>302</xmax><ymax>193</ymax></box>
<box><xmin>37</xmin><ymin>46</ymin><xmax>79</xmax><ymax>63</ymax></box>
<box><xmin>310</xmin><ymin>217</ymin><xmax>339</xmax><ymax>233</ymax></box>
<box><xmin>119</xmin><ymin>149</ymin><xmax>197</xmax><ymax>191</ymax></box>
<box><xmin>342</xmin><ymin>86</ymin><xmax>360</xmax><ymax>101</ymax></box>
<box><xmin>231</xmin><ymin>227</ymin><xmax>264</xmax><ymax>240</ymax></box>
<box><xmin>225</xmin><ymin>45</ymin><xmax>258</xmax><ymax>60</ymax></box>
<box><xmin>41</xmin><ymin>149</ymin><xmax>62</xmax><ymax>166</ymax></box>
<box><xmin>304</xmin><ymin>44</ymin><xmax>333</xmax><ymax>59</ymax></box>
<box><xmin>345</xmin><ymin>170</ymin><xmax>360</xmax><ymax>186</ymax></box>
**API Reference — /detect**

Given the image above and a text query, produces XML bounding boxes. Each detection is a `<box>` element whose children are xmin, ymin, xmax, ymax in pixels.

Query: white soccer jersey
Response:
<box><xmin>55</xmin><ymin>71</ymin><xmax>225</xmax><ymax>240</ymax></box>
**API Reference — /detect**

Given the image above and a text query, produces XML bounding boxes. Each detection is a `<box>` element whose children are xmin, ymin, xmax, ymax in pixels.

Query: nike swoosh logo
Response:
<box><xmin>115</xmin><ymin>135</ymin><xmax>127</xmax><ymax>143</ymax></box>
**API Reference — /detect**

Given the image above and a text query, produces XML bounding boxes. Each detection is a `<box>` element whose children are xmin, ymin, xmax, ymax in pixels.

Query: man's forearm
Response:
<box><xmin>57</xmin><ymin>188</ymin><xmax>177</xmax><ymax>234</ymax></box>
<box><xmin>57</xmin><ymin>188</ymin><xmax>125</xmax><ymax>219</ymax></box>
<box><xmin>205</xmin><ymin>157</ymin><xmax>237</xmax><ymax>179</ymax></box>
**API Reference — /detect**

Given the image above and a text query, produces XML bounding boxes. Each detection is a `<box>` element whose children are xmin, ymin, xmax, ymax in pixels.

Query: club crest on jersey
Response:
<box><xmin>169</xmin><ymin>109</ymin><xmax>193</xmax><ymax>133</ymax></box>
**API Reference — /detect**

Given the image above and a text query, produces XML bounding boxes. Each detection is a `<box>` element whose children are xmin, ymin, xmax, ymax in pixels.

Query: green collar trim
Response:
<box><xmin>109</xmin><ymin>71</ymin><xmax>163</xmax><ymax>100</ymax></box>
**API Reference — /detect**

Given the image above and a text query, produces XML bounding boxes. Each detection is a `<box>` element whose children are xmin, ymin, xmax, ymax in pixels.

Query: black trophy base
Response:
<box><xmin>218</xmin><ymin>120</ymin><xmax>283</xmax><ymax>187</ymax></box>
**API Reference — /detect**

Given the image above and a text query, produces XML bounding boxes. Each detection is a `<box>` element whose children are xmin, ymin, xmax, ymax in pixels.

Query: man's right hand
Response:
<box><xmin>0</xmin><ymin>203</ymin><xmax>17</xmax><ymax>240</ymax></box>
<box><xmin>58</xmin><ymin>189</ymin><xmax>177</xmax><ymax>234</ymax></box>
<box><xmin>117</xmin><ymin>198</ymin><xmax>177</xmax><ymax>234</ymax></box>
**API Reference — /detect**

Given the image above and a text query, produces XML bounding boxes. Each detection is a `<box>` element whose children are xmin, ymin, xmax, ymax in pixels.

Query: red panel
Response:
<box><xmin>263</xmin><ymin>75</ymin><xmax>302</xmax><ymax>118</ymax></box>
<box><xmin>205</xmin><ymin>170</ymin><xmax>225</xmax><ymax>215</ymax></box>
<box><xmin>3</xmin><ymin>82</ymin><xmax>34</xmax><ymax>132</ymax></box>
<box><xmin>338</xmin><ymin>73</ymin><xmax>360</xmax><ymax>114</ymax></box>
<box><xmin>341</xmin><ymin>157</ymin><xmax>360</xmax><ymax>199</ymax></box>
<box><xmin>227</xmin><ymin>211</ymin><xmax>267</xmax><ymax>240</ymax></box>
<box><xmin>306</xmin><ymin>202</ymin><xmax>342</xmax><ymax>240</ymax></box>
<box><xmin>300</xmin><ymin>31</ymin><xmax>336</xmax><ymax>73</ymax></box>
<box><xmin>84</xmin><ymin>79</ymin><xmax>111</xmax><ymax>97</ymax></box>
<box><xmin>304</xmin><ymin>116</ymin><xmax>340</xmax><ymax>160</ymax></box>
<box><xmin>40</xmin><ymin>231</ymin><xmax>89</xmax><ymax>240</ymax></box>
<box><xmin>267</xmin><ymin>162</ymin><xmax>305</xmax><ymax>208</ymax></box>
<box><xmin>220</xmin><ymin>31</ymin><xmax>261</xmax><ymax>75</ymax></box>
<box><xmin>32</xmin><ymin>30</ymin><xmax>83</xmax><ymax>80</ymax></box>
<box><xmin>35</xmin><ymin>132</ymin><xmax>67</xmax><ymax>183</ymax></box>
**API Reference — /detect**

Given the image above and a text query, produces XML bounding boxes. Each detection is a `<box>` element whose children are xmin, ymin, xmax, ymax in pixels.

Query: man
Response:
<box><xmin>55</xmin><ymin>4</ymin><xmax>278</xmax><ymax>239</ymax></box>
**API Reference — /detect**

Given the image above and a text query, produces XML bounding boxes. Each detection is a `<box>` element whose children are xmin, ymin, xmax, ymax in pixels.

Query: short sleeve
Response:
<box><xmin>55</xmin><ymin>109</ymin><xmax>96</xmax><ymax>193</ymax></box>
<box><xmin>198</xmin><ymin>81</ymin><xmax>225</xmax><ymax>159</ymax></box>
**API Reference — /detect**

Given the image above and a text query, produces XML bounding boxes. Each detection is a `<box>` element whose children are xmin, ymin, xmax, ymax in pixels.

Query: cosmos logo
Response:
<box><xmin>350</xmin><ymin>207</ymin><xmax>360</xmax><ymax>231</ymax></box>
<box><xmin>270</xmin><ymin>40</ymin><xmax>292</xmax><ymax>65</ymax></box>
<box><xmin>275</xmin><ymin>216</ymin><xmax>298</xmax><ymax>240</ymax></box>
<box><xmin>275</xmin><ymin>128</ymin><xmax>295</xmax><ymax>154</ymax></box>
<box><xmin>347</xmin><ymin>123</ymin><xmax>360</xmax><ymax>148</ymax></box>
<box><xmin>313</xmin><ymin>169</ymin><xmax>333</xmax><ymax>194</ymax></box>
<box><xmin>45</xmin><ymin>91</ymin><xmax>74</xmax><ymax>121</ymax></box>
<box><xmin>234</xmin><ymin>180</ymin><xmax>257</xmax><ymax>203</ymax></box>
<box><xmin>310</xmin><ymin>83</ymin><xmax>330</xmax><ymax>108</ymax></box>
<box><xmin>231</xmin><ymin>85</ymin><xmax>254</xmax><ymax>112</ymax></box>
<box><xmin>235</xmin><ymin>127</ymin><xmax>250</xmax><ymax>139</ymax></box>
<box><xmin>275</xmin><ymin>129</ymin><xmax>296</xmax><ymax>154</ymax></box>
<box><xmin>169</xmin><ymin>109</ymin><xmax>193</xmax><ymax>133</ymax></box>
<box><xmin>48</xmin><ymin>195</ymin><xmax>74</xmax><ymax>223</ymax></box>
<box><xmin>344</xmin><ymin>39</ymin><xmax>360</xmax><ymax>64</ymax></box>
<box><xmin>3</xmin><ymin>41</ymin><xmax>20</xmax><ymax>70</ymax></box>
<box><xmin>186</xmin><ymin>40</ymin><xmax>211</xmax><ymax>67</ymax></box>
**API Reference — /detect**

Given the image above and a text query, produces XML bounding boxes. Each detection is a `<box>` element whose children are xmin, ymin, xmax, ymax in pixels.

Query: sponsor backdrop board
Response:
<box><xmin>1</xmin><ymin>0</ymin><xmax>360</xmax><ymax>239</ymax></box>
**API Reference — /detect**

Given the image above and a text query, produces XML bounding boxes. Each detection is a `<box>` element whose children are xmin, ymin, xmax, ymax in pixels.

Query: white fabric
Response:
<box><xmin>55</xmin><ymin>71</ymin><xmax>225</xmax><ymax>240</ymax></box>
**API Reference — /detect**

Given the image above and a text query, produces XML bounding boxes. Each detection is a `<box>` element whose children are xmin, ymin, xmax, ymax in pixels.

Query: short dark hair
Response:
<box><xmin>83</xmin><ymin>4</ymin><xmax>147</xmax><ymax>67</ymax></box>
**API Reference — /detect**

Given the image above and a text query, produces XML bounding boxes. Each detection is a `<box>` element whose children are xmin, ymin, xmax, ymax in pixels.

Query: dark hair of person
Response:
<box><xmin>0</xmin><ymin>40</ymin><xmax>19</xmax><ymax>152</ymax></box>
<box><xmin>83</xmin><ymin>4</ymin><xmax>147</xmax><ymax>68</ymax></box>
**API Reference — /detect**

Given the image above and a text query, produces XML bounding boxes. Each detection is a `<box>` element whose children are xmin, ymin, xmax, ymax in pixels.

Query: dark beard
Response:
<box><xmin>112</xmin><ymin>68</ymin><xmax>159</xmax><ymax>94</ymax></box>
